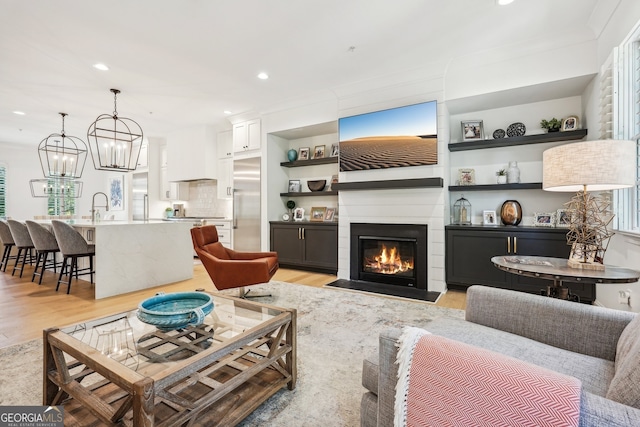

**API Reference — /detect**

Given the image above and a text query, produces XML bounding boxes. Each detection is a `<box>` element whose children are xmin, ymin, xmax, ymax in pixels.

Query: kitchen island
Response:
<box><xmin>45</xmin><ymin>220</ymin><xmax>194</xmax><ymax>299</ymax></box>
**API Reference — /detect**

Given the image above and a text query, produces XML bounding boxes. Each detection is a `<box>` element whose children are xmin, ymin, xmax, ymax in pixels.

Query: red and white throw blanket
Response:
<box><xmin>395</xmin><ymin>327</ymin><xmax>581</xmax><ymax>427</ymax></box>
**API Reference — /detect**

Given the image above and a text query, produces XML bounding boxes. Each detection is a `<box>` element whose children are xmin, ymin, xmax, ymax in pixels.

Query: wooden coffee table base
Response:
<box><xmin>43</xmin><ymin>305</ymin><xmax>296</xmax><ymax>426</ymax></box>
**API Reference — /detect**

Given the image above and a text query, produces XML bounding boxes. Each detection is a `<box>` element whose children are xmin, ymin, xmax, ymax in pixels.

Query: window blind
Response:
<box><xmin>0</xmin><ymin>166</ymin><xmax>6</xmax><ymax>218</ymax></box>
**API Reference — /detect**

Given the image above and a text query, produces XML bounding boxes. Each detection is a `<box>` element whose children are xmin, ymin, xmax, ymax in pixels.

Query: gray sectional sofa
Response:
<box><xmin>361</xmin><ymin>285</ymin><xmax>640</xmax><ymax>426</ymax></box>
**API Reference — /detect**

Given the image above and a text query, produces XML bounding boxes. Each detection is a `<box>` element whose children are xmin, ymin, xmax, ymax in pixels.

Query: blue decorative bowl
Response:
<box><xmin>137</xmin><ymin>292</ymin><xmax>214</xmax><ymax>331</ymax></box>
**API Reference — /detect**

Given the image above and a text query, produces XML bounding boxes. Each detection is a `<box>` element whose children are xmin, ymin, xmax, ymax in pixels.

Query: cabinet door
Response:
<box><xmin>217</xmin><ymin>158</ymin><xmax>233</xmax><ymax>200</ymax></box>
<box><xmin>446</xmin><ymin>229</ymin><xmax>510</xmax><ymax>288</ymax></box>
<box><xmin>302</xmin><ymin>225</ymin><xmax>337</xmax><ymax>270</ymax></box>
<box><xmin>160</xmin><ymin>167</ymin><xmax>170</xmax><ymax>200</ymax></box>
<box><xmin>270</xmin><ymin>224</ymin><xmax>304</xmax><ymax>265</ymax></box>
<box><xmin>246</xmin><ymin>119</ymin><xmax>261</xmax><ymax>151</ymax></box>
<box><xmin>137</xmin><ymin>143</ymin><xmax>148</xmax><ymax>168</ymax></box>
<box><xmin>233</xmin><ymin>122</ymin><xmax>247</xmax><ymax>153</ymax></box>
<box><xmin>217</xmin><ymin>130</ymin><xmax>233</xmax><ymax>159</ymax></box>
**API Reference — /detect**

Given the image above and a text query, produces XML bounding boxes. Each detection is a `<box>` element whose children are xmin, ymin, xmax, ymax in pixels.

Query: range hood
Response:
<box><xmin>167</xmin><ymin>125</ymin><xmax>217</xmax><ymax>181</ymax></box>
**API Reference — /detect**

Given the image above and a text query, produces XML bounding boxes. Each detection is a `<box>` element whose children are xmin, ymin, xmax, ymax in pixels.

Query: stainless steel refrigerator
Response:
<box><xmin>233</xmin><ymin>157</ymin><xmax>261</xmax><ymax>251</ymax></box>
<box><xmin>132</xmin><ymin>172</ymin><xmax>148</xmax><ymax>221</ymax></box>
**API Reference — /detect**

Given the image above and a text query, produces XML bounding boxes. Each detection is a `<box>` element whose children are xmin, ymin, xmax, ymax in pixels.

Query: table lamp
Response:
<box><xmin>543</xmin><ymin>139</ymin><xmax>636</xmax><ymax>270</ymax></box>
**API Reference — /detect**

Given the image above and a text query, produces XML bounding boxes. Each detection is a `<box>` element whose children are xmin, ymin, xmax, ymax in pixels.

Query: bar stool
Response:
<box><xmin>51</xmin><ymin>220</ymin><xmax>95</xmax><ymax>294</ymax></box>
<box><xmin>0</xmin><ymin>220</ymin><xmax>17</xmax><ymax>272</ymax></box>
<box><xmin>25</xmin><ymin>220</ymin><xmax>60</xmax><ymax>284</ymax></box>
<box><xmin>7</xmin><ymin>220</ymin><xmax>35</xmax><ymax>277</ymax></box>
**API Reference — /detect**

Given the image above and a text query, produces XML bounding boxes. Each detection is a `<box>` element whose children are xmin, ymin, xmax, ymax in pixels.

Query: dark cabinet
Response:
<box><xmin>446</xmin><ymin>225</ymin><xmax>595</xmax><ymax>303</ymax></box>
<box><xmin>270</xmin><ymin>222</ymin><xmax>338</xmax><ymax>274</ymax></box>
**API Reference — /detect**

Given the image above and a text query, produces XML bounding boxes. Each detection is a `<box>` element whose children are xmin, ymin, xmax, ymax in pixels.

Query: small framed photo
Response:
<box><xmin>556</xmin><ymin>209</ymin><xmax>571</xmax><ymax>228</ymax></box>
<box><xmin>330</xmin><ymin>143</ymin><xmax>339</xmax><ymax>157</ymax></box>
<box><xmin>483</xmin><ymin>210</ymin><xmax>497</xmax><ymax>226</ymax></box>
<box><xmin>313</xmin><ymin>145</ymin><xmax>325</xmax><ymax>159</ymax></box>
<box><xmin>293</xmin><ymin>207</ymin><xmax>305</xmax><ymax>222</ymax></box>
<box><xmin>288</xmin><ymin>179</ymin><xmax>301</xmax><ymax>193</ymax></box>
<box><xmin>461</xmin><ymin>120</ymin><xmax>484</xmax><ymax>141</ymax></box>
<box><xmin>310</xmin><ymin>206</ymin><xmax>326</xmax><ymax>222</ymax></box>
<box><xmin>324</xmin><ymin>208</ymin><xmax>336</xmax><ymax>222</ymax></box>
<box><xmin>458</xmin><ymin>168</ymin><xmax>475</xmax><ymax>186</ymax></box>
<box><xmin>533</xmin><ymin>212</ymin><xmax>556</xmax><ymax>227</ymax></box>
<box><xmin>299</xmin><ymin>147</ymin><xmax>310</xmax><ymax>160</ymax></box>
<box><xmin>561</xmin><ymin>116</ymin><xmax>579</xmax><ymax>132</ymax></box>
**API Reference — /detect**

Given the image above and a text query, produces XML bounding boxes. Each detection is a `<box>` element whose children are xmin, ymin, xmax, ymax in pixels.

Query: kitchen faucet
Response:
<box><xmin>91</xmin><ymin>192</ymin><xmax>109</xmax><ymax>222</ymax></box>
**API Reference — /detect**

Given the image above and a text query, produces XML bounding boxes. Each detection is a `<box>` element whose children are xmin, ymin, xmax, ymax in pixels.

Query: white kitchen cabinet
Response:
<box><xmin>217</xmin><ymin>157</ymin><xmax>233</xmax><ymax>200</ymax></box>
<box><xmin>233</xmin><ymin>119</ymin><xmax>261</xmax><ymax>154</ymax></box>
<box><xmin>217</xmin><ymin>130</ymin><xmax>233</xmax><ymax>159</ymax></box>
<box><xmin>136</xmin><ymin>140</ymin><xmax>148</xmax><ymax>169</ymax></box>
<box><xmin>207</xmin><ymin>219</ymin><xmax>232</xmax><ymax>248</ymax></box>
<box><xmin>160</xmin><ymin>167</ymin><xmax>189</xmax><ymax>201</ymax></box>
<box><xmin>167</xmin><ymin>125</ymin><xmax>216</xmax><ymax>181</ymax></box>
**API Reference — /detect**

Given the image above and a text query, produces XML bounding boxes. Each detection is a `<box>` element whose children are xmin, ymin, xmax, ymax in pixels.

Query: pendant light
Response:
<box><xmin>37</xmin><ymin>113</ymin><xmax>88</xmax><ymax>179</ymax></box>
<box><xmin>87</xmin><ymin>89</ymin><xmax>144</xmax><ymax>171</ymax></box>
<box><xmin>29</xmin><ymin>178</ymin><xmax>83</xmax><ymax>198</ymax></box>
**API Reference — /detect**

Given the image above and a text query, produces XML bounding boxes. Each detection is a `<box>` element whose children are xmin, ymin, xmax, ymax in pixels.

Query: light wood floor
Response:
<box><xmin>0</xmin><ymin>261</ymin><xmax>465</xmax><ymax>349</ymax></box>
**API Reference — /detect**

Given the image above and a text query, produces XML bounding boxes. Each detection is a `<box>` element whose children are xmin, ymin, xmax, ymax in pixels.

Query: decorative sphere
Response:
<box><xmin>287</xmin><ymin>149</ymin><xmax>298</xmax><ymax>162</ymax></box>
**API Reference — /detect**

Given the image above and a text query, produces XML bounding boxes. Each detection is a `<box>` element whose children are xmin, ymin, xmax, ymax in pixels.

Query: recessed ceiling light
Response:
<box><xmin>497</xmin><ymin>0</ymin><xmax>514</xmax><ymax>5</ymax></box>
<box><xmin>13</xmin><ymin>111</ymin><xmax>25</xmax><ymax>115</ymax></box>
<box><xmin>224</xmin><ymin>110</ymin><xmax>233</xmax><ymax>115</ymax></box>
<box><xmin>93</xmin><ymin>63</ymin><xmax>109</xmax><ymax>71</ymax></box>
<box><xmin>257</xmin><ymin>72</ymin><xmax>269</xmax><ymax>80</ymax></box>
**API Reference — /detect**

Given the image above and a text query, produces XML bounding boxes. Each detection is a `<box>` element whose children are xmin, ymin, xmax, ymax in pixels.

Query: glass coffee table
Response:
<box><xmin>43</xmin><ymin>292</ymin><xmax>296</xmax><ymax>426</ymax></box>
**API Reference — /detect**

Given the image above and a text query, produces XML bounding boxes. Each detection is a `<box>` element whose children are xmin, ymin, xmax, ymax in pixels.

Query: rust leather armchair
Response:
<box><xmin>191</xmin><ymin>225</ymin><xmax>279</xmax><ymax>296</ymax></box>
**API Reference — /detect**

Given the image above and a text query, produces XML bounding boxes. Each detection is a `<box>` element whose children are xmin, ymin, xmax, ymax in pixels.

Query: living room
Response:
<box><xmin>1</xmin><ymin>1</ymin><xmax>640</xmax><ymax>425</ymax></box>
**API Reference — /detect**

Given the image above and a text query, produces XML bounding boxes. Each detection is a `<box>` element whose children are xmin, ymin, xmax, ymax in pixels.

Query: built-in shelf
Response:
<box><xmin>448</xmin><ymin>129</ymin><xmax>588</xmax><ymax>152</ymax></box>
<box><xmin>280</xmin><ymin>157</ymin><xmax>338</xmax><ymax>167</ymax></box>
<box><xmin>280</xmin><ymin>190</ymin><xmax>339</xmax><ymax>197</ymax></box>
<box><xmin>331</xmin><ymin>178</ymin><xmax>443</xmax><ymax>191</ymax></box>
<box><xmin>448</xmin><ymin>183</ymin><xmax>543</xmax><ymax>192</ymax></box>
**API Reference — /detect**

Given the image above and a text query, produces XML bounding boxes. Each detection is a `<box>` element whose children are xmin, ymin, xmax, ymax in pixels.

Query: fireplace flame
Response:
<box><xmin>364</xmin><ymin>244</ymin><xmax>414</xmax><ymax>275</ymax></box>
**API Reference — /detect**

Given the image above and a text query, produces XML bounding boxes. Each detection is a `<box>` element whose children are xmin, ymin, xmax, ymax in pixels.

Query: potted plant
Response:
<box><xmin>496</xmin><ymin>168</ymin><xmax>507</xmax><ymax>184</ymax></box>
<box><xmin>165</xmin><ymin>207</ymin><xmax>173</xmax><ymax>218</ymax></box>
<box><xmin>540</xmin><ymin>118</ymin><xmax>562</xmax><ymax>132</ymax></box>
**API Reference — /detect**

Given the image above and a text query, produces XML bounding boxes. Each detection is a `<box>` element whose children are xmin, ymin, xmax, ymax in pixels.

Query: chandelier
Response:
<box><xmin>37</xmin><ymin>113</ymin><xmax>88</xmax><ymax>179</ymax></box>
<box><xmin>29</xmin><ymin>178</ymin><xmax>84</xmax><ymax>198</ymax></box>
<box><xmin>87</xmin><ymin>89</ymin><xmax>144</xmax><ymax>172</ymax></box>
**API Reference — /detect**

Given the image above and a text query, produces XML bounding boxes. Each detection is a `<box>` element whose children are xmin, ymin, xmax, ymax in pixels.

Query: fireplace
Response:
<box><xmin>335</xmin><ymin>223</ymin><xmax>433</xmax><ymax>300</ymax></box>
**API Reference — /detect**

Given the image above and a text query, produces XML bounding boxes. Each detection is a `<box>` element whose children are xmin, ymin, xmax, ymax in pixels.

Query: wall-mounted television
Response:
<box><xmin>338</xmin><ymin>101</ymin><xmax>437</xmax><ymax>172</ymax></box>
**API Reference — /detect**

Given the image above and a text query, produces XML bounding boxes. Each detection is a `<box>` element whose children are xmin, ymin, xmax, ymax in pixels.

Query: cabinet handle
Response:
<box><xmin>302</xmin><ymin>228</ymin><xmax>305</xmax><ymax>240</ymax></box>
<box><xmin>298</xmin><ymin>228</ymin><xmax>301</xmax><ymax>239</ymax></box>
<box><xmin>513</xmin><ymin>237</ymin><xmax>517</xmax><ymax>253</ymax></box>
<box><xmin>507</xmin><ymin>236</ymin><xmax>511</xmax><ymax>253</ymax></box>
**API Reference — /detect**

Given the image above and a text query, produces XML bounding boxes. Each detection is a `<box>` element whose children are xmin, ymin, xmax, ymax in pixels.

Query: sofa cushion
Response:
<box><xmin>426</xmin><ymin>316</ymin><xmax>615</xmax><ymax>397</ymax></box>
<box><xmin>362</xmin><ymin>353</ymin><xmax>378</xmax><ymax>394</ymax></box>
<box><xmin>607</xmin><ymin>314</ymin><xmax>640</xmax><ymax>408</ymax></box>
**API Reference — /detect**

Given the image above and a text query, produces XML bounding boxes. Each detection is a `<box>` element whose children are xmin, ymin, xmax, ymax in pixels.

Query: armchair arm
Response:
<box><xmin>227</xmin><ymin>248</ymin><xmax>278</xmax><ymax>260</ymax></box>
<box><xmin>465</xmin><ymin>285</ymin><xmax>635</xmax><ymax>361</ymax></box>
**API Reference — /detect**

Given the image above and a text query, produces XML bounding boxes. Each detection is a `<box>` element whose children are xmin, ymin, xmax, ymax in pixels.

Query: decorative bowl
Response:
<box><xmin>307</xmin><ymin>180</ymin><xmax>326</xmax><ymax>192</ymax></box>
<box><xmin>136</xmin><ymin>292</ymin><xmax>214</xmax><ymax>331</ymax></box>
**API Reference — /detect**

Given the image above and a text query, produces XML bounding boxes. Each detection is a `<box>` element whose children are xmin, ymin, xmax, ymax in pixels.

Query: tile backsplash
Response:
<box><xmin>185</xmin><ymin>180</ymin><xmax>232</xmax><ymax>218</ymax></box>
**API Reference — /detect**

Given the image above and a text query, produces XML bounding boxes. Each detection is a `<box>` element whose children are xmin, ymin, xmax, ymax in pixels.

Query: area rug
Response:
<box><xmin>0</xmin><ymin>281</ymin><xmax>463</xmax><ymax>426</ymax></box>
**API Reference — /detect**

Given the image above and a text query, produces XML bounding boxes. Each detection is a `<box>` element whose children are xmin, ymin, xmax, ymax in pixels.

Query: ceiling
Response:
<box><xmin>0</xmin><ymin>0</ymin><xmax>604</xmax><ymax>148</ymax></box>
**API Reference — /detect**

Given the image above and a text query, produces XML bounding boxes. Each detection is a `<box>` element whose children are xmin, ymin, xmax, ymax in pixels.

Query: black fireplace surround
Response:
<box><xmin>329</xmin><ymin>223</ymin><xmax>437</xmax><ymax>302</ymax></box>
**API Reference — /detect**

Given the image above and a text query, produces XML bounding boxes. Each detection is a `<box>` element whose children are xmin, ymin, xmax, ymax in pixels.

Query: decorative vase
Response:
<box><xmin>497</xmin><ymin>175</ymin><xmax>507</xmax><ymax>184</ymax></box>
<box><xmin>507</xmin><ymin>161</ymin><xmax>520</xmax><ymax>184</ymax></box>
<box><xmin>287</xmin><ymin>149</ymin><xmax>298</xmax><ymax>162</ymax></box>
<box><xmin>500</xmin><ymin>200</ymin><xmax>522</xmax><ymax>226</ymax></box>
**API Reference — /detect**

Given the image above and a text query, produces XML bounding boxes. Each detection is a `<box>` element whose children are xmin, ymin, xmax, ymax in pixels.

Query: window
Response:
<box><xmin>47</xmin><ymin>179</ymin><xmax>76</xmax><ymax>216</ymax></box>
<box><xmin>613</xmin><ymin>20</ymin><xmax>640</xmax><ymax>234</ymax></box>
<box><xmin>0</xmin><ymin>165</ymin><xmax>6</xmax><ymax>218</ymax></box>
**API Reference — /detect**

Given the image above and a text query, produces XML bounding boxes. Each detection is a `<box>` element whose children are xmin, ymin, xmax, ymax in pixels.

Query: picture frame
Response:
<box><xmin>324</xmin><ymin>208</ymin><xmax>336</xmax><ymax>222</ymax></box>
<box><xmin>109</xmin><ymin>175</ymin><xmax>125</xmax><ymax>211</ymax></box>
<box><xmin>461</xmin><ymin>120</ymin><xmax>484</xmax><ymax>141</ymax></box>
<box><xmin>293</xmin><ymin>207</ymin><xmax>305</xmax><ymax>222</ymax></box>
<box><xmin>556</xmin><ymin>209</ymin><xmax>571</xmax><ymax>228</ymax></box>
<box><xmin>483</xmin><ymin>210</ymin><xmax>497</xmax><ymax>226</ymax></box>
<box><xmin>288</xmin><ymin>179</ymin><xmax>301</xmax><ymax>193</ymax></box>
<box><xmin>330</xmin><ymin>143</ymin><xmax>339</xmax><ymax>157</ymax></box>
<box><xmin>458</xmin><ymin>168</ymin><xmax>475</xmax><ymax>186</ymax></box>
<box><xmin>313</xmin><ymin>145</ymin><xmax>325</xmax><ymax>159</ymax></box>
<box><xmin>533</xmin><ymin>212</ymin><xmax>556</xmax><ymax>227</ymax></box>
<box><xmin>299</xmin><ymin>147</ymin><xmax>310</xmax><ymax>160</ymax></box>
<box><xmin>561</xmin><ymin>115</ymin><xmax>579</xmax><ymax>132</ymax></box>
<box><xmin>310</xmin><ymin>206</ymin><xmax>326</xmax><ymax>222</ymax></box>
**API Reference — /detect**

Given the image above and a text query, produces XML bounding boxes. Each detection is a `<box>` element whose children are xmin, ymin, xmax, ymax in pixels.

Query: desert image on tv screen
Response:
<box><xmin>338</xmin><ymin>101</ymin><xmax>437</xmax><ymax>172</ymax></box>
